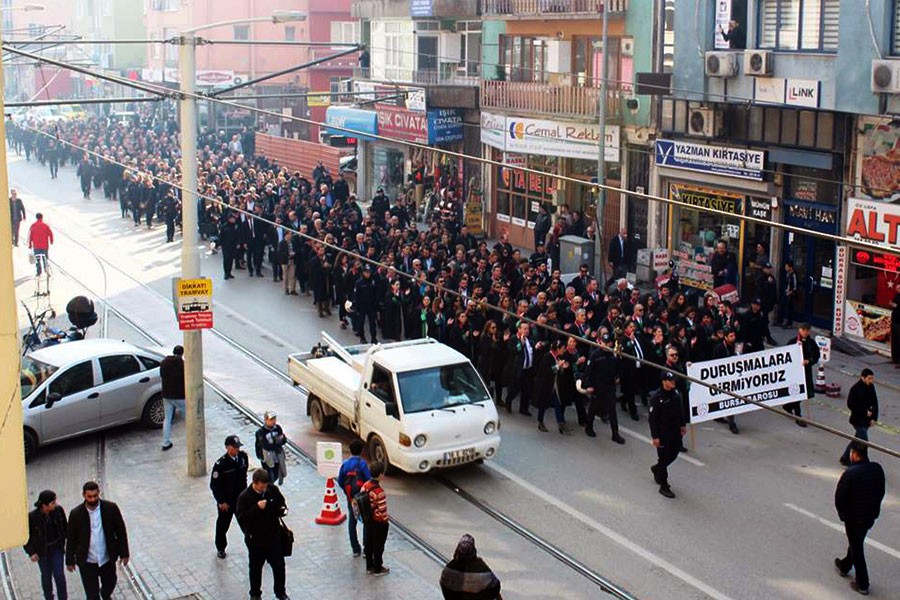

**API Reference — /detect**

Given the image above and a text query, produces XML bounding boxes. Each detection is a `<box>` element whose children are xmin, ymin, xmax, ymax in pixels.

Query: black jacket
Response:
<box><xmin>24</xmin><ymin>506</ymin><xmax>67</xmax><ymax>558</ymax></box>
<box><xmin>648</xmin><ymin>387</ymin><xmax>685</xmax><ymax>440</ymax></box>
<box><xmin>159</xmin><ymin>354</ymin><xmax>185</xmax><ymax>399</ymax></box>
<box><xmin>66</xmin><ymin>500</ymin><xmax>129</xmax><ymax>567</ymax></box>
<box><xmin>847</xmin><ymin>380</ymin><xmax>879</xmax><ymax>428</ymax></box>
<box><xmin>210</xmin><ymin>451</ymin><xmax>250</xmax><ymax>505</ymax></box>
<box><xmin>236</xmin><ymin>484</ymin><xmax>287</xmax><ymax>549</ymax></box>
<box><xmin>835</xmin><ymin>460</ymin><xmax>886</xmax><ymax>525</ymax></box>
<box><xmin>440</xmin><ymin>556</ymin><xmax>502</xmax><ymax>600</ymax></box>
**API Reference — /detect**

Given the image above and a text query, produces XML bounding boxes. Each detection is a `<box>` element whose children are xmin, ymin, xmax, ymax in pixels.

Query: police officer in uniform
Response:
<box><xmin>580</xmin><ymin>333</ymin><xmax>625</xmax><ymax>444</ymax></box>
<box><xmin>648</xmin><ymin>372</ymin><xmax>686</xmax><ymax>499</ymax></box>
<box><xmin>210</xmin><ymin>435</ymin><xmax>249</xmax><ymax>559</ymax></box>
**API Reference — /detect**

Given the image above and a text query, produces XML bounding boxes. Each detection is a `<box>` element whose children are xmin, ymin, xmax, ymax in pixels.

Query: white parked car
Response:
<box><xmin>20</xmin><ymin>339</ymin><xmax>166</xmax><ymax>461</ymax></box>
<box><xmin>289</xmin><ymin>333</ymin><xmax>501</xmax><ymax>474</ymax></box>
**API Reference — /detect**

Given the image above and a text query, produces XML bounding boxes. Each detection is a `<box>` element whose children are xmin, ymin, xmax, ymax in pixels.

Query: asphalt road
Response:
<box><xmin>10</xmin><ymin>154</ymin><xmax>900</xmax><ymax>600</ymax></box>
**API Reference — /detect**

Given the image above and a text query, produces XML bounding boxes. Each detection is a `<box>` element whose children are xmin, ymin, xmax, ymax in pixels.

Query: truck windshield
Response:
<box><xmin>20</xmin><ymin>356</ymin><xmax>58</xmax><ymax>399</ymax></box>
<box><xmin>396</xmin><ymin>362</ymin><xmax>491</xmax><ymax>414</ymax></box>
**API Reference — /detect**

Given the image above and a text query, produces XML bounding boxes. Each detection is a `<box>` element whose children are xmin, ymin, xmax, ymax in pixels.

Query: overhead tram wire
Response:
<box><xmin>6</xmin><ymin>44</ymin><xmax>899</xmax><ymax>259</ymax></box>
<box><xmin>17</xmin><ymin>120</ymin><xmax>900</xmax><ymax>462</ymax></box>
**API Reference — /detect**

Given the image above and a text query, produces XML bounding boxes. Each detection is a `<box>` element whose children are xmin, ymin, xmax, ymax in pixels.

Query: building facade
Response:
<box><xmin>663</xmin><ymin>0</ymin><xmax>898</xmax><ymax>349</ymax></box>
<box><xmin>143</xmin><ymin>0</ymin><xmax>356</xmax><ymax>140</ymax></box>
<box><xmin>478</xmin><ymin>0</ymin><xmax>655</xmax><ymax>264</ymax></box>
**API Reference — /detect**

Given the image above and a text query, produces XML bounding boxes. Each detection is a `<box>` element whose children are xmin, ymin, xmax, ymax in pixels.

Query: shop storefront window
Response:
<box><xmin>373</xmin><ymin>146</ymin><xmax>405</xmax><ymax>199</ymax></box>
<box><xmin>669</xmin><ymin>183</ymin><xmax>744</xmax><ymax>291</ymax></box>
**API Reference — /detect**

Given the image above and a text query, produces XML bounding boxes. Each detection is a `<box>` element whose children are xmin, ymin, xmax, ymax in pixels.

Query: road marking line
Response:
<box><xmin>784</xmin><ymin>503</ymin><xmax>900</xmax><ymax>561</ymax></box>
<box><xmin>487</xmin><ymin>462</ymin><xmax>735</xmax><ymax>600</ymax></box>
<box><xmin>618</xmin><ymin>426</ymin><xmax>706</xmax><ymax>467</ymax></box>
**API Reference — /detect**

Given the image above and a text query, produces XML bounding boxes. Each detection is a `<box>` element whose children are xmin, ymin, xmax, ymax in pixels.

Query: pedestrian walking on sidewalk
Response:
<box><xmin>236</xmin><ymin>469</ymin><xmax>290</xmax><ymax>600</ymax></box>
<box><xmin>28</xmin><ymin>212</ymin><xmax>53</xmax><ymax>277</ymax></box>
<box><xmin>9</xmin><ymin>188</ymin><xmax>25</xmax><ymax>246</ymax></box>
<box><xmin>24</xmin><ymin>490</ymin><xmax>68</xmax><ymax>600</ymax></box>
<box><xmin>159</xmin><ymin>345</ymin><xmax>186</xmax><ymax>451</ymax></box>
<box><xmin>648</xmin><ymin>372</ymin><xmax>686</xmax><ymax>499</ymax></box>
<box><xmin>439</xmin><ymin>534</ymin><xmax>503</xmax><ymax>600</ymax></box>
<box><xmin>65</xmin><ymin>481</ymin><xmax>129</xmax><ymax>600</ymax></box>
<box><xmin>210</xmin><ymin>435</ymin><xmax>249</xmax><ymax>559</ymax></box>
<box><xmin>840</xmin><ymin>370</ymin><xmax>879</xmax><ymax>467</ymax></box>
<box><xmin>255</xmin><ymin>412</ymin><xmax>288</xmax><ymax>485</ymax></box>
<box><xmin>362</xmin><ymin>461</ymin><xmax>390</xmax><ymax>576</ymax></box>
<box><xmin>337</xmin><ymin>439</ymin><xmax>371</xmax><ymax>557</ymax></box>
<box><xmin>834</xmin><ymin>442</ymin><xmax>886</xmax><ymax>596</ymax></box>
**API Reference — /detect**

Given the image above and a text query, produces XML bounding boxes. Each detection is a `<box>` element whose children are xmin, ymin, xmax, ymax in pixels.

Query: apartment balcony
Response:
<box><xmin>480</xmin><ymin>79</ymin><xmax>621</xmax><ymax>120</ymax></box>
<box><xmin>353</xmin><ymin>67</ymin><xmax>480</xmax><ymax>109</ymax></box>
<box><xmin>481</xmin><ymin>0</ymin><xmax>628</xmax><ymax>18</ymax></box>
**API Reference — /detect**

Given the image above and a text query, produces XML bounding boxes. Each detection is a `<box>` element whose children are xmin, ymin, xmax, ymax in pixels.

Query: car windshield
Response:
<box><xmin>395</xmin><ymin>362</ymin><xmax>491</xmax><ymax>414</ymax></box>
<box><xmin>20</xmin><ymin>356</ymin><xmax>58</xmax><ymax>398</ymax></box>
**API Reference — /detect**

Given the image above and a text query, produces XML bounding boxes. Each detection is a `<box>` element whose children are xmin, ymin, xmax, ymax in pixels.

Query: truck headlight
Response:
<box><xmin>484</xmin><ymin>421</ymin><xmax>496</xmax><ymax>435</ymax></box>
<box><xmin>414</xmin><ymin>434</ymin><xmax>427</xmax><ymax>448</ymax></box>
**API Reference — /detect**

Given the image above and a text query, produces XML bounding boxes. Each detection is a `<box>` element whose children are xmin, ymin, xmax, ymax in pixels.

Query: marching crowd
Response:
<box><xmin>10</xmin><ymin>111</ymin><xmax>890</xmax><ymax>597</ymax></box>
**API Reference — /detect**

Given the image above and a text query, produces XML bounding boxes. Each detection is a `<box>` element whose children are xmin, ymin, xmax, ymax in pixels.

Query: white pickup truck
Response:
<box><xmin>288</xmin><ymin>333</ymin><xmax>501</xmax><ymax>474</ymax></box>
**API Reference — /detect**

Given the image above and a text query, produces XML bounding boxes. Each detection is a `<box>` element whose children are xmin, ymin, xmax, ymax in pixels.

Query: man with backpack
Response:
<box><xmin>360</xmin><ymin>461</ymin><xmax>390</xmax><ymax>576</ymax></box>
<box><xmin>337</xmin><ymin>439</ymin><xmax>371</xmax><ymax>557</ymax></box>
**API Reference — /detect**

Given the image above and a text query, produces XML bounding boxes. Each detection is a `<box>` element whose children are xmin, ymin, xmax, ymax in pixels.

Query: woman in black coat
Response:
<box><xmin>440</xmin><ymin>534</ymin><xmax>502</xmax><ymax>600</ymax></box>
<box><xmin>531</xmin><ymin>340</ymin><xmax>573</xmax><ymax>434</ymax></box>
<box><xmin>381</xmin><ymin>279</ymin><xmax>406</xmax><ymax>341</ymax></box>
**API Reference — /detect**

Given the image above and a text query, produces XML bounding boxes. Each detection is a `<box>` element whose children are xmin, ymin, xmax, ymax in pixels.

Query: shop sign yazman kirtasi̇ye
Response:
<box><xmin>656</xmin><ymin>139</ymin><xmax>765</xmax><ymax>181</ymax></box>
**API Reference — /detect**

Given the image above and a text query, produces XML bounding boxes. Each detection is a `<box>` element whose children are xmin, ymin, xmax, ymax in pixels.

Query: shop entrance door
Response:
<box><xmin>782</xmin><ymin>231</ymin><xmax>835</xmax><ymax>330</ymax></box>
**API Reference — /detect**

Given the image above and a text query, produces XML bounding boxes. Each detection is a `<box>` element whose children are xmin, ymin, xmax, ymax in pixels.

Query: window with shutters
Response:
<box><xmin>758</xmin><ymin>0</ymin><xmax>839</xmax><ymax>52</ymax></box>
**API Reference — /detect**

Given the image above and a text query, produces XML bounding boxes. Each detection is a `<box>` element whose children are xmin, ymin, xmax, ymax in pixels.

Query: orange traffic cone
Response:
<box><xmin>315</xmin><ymin>477</ymin><xmax>347</xmax><ymax>526</ymax></box>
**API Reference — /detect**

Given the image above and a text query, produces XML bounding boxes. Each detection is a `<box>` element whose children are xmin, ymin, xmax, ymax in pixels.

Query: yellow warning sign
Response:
<box><xmin>177</xmin><ymin>278</ymin><xmax>212</xmax><ymax>297</ymax></box>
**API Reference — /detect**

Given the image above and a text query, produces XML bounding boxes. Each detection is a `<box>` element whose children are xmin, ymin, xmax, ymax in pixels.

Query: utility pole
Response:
<box><xmin>0</xmin><ymin>24</ymin><xmax>31</xmax><ymax>550</ymax></box>
<box><xmin>178</xmin><ymin>32</ymin><xmax>205</xmax><ymax>477</ymax></box>
<box><xmin>594</xmin><ymin>0</ymin><xmax>609</xmax><ymax>289</ymax></box>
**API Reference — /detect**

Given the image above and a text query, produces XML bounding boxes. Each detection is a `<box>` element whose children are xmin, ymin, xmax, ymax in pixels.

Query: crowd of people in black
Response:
<box><xmin>10</xmin><ymin>112</ymin><xmax>817</xmax><ymax>442</ymax></box>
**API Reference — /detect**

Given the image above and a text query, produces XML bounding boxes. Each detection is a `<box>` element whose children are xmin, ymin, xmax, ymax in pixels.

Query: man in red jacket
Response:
<box><xmin>28</xmin><ymin>212</ymin><xmax>53</xmax><ymax>276</ymax></box>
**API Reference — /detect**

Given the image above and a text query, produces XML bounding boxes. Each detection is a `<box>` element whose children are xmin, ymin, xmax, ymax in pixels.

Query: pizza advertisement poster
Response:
<box><xmin>858</xmin><ymin>119</ymin><xmax>900</xmax><ymax>203</ymax></box>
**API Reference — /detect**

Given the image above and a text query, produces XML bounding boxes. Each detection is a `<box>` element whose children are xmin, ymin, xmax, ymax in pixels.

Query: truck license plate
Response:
<box><xmin>443</xmin><ymin>447</ymin><xmax>476</xmax><ymax>463</ymax></box>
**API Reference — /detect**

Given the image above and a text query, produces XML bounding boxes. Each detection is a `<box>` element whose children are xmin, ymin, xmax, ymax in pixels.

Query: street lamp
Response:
<box><xmin>178</xmin><ymin>10</ymin><xmax>306</xmax><ymax>477</ymax></box>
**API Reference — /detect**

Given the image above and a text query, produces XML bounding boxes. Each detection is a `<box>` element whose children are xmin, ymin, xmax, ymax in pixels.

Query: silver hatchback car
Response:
<box><xmin>20</xmin><ymin>339</ymin><xmax>166</xmax><ymax>461</ymax></box>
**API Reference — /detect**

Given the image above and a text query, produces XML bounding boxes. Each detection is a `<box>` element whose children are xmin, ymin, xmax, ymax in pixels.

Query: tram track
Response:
<box><xmin>42</xmin><ymin>213</ymin><xmax>640</xmax><ymax>599</ymax></box>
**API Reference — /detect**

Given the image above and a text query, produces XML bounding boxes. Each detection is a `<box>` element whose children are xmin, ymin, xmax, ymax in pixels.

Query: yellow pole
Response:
<box><xmin>0</xmin><ymin>25</ymin><xmax>30</xmax><ymax>550</ymax></box>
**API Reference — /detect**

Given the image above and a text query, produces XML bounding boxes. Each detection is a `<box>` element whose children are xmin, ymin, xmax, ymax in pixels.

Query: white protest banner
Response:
<box><xmin>316</xmin><ymin>441</ymin><xmax>343</xmax><ymax>478</ymax></box>
<box><xmin>687</xmin><ymin>345</ymin><xmax>807</xmax><ymax>423</ymax></box>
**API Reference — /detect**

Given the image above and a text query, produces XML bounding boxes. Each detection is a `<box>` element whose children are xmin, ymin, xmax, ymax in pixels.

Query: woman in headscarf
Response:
<box><xmin>439</xmin><ymin>534</ymin><xmax>502</xmax><ymax>600</ymax></box>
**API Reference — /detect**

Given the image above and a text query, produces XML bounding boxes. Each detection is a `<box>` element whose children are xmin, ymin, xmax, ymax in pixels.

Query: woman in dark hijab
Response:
<box><xmin>439</xmin><ymin>534</ymin><xmax>502</xmax><ymax>600</ymax></box>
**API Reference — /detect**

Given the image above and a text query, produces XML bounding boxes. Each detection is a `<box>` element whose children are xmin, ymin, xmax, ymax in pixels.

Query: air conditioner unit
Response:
<box><xmin>705</xmin><ymin>51</ymin><xmax>738</xmax><ymax>78</ymax></box>
<box><xmin>687</xmin><ymin>107</ymin><xmax>721</xmax><ymax>138</ymax></box>
<box><xmin>744</xmin><ymin>50</ymin><xmax>773</xmax><ymax>76</ymax></box>
<box><xmin>871</xmin><ymin>59</ymin><xmax>900</xmax><ymax>93</ymax></box>
<box><xmin>620</xmin><ymin>38</ymin><xmax>634</xmax><ymax>57</ymax></box>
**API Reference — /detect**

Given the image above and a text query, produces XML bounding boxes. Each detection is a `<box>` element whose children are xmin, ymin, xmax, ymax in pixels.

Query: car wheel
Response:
<box><xmin>368</xmin><ymin>434</ymin><xmax>394</xmax><ymax>475</ymax></box>
<box><xmin>24</xmin><ymin>429</ymin><xmax>38</xmax><ymax>463</ymax></box>
<box><xmin>141</xmin><ymin>394</ymin><xmax>164</xmax><ymax>429</ymax></box>
<box><xmin>309</xmin><ymin>396</ymin><xmax>327</xmax><ymax>432</ymax></box>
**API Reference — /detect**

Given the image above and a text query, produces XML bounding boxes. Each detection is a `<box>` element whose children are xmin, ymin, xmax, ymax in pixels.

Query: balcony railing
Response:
<box><xmin>354</xmin><ymin>65</ymin><xmax>480</xmax><ymax>87</ymax></box>
<box><xmin>481</xmin><ymin>0</ymin><xmax>628</xmax><ymax>16</ymax></box>
<box><xmin>480</xmin><ymin>79</ymin><xmax>621</xmax><ymax>119</ymax></box>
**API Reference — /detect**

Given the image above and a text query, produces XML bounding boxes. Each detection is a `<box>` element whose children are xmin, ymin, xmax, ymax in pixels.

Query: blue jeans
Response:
<box><xmin>841</xmin><ymin>425</ymin><xmax>870</xmax><ymax>463</ymax></box>
<box><xmin>38</xmin><ymin>546</ymin><xmax>67</xmax><ymax>600</ymax></box>
<box><xmin>347</xmin><ymin>499</ymin><xmax>362</xmax><ymax>554</ymax></box>
<box><xmin>33</xmin><ymin>248</ymin><xmax>48</xmax><ymax>276</ymax></box>
<box><xmin>537</xmin><ymin>391</ymin><xmax>565</xmax><ymax>424</ymax></box>
<box><xmin>162</xmin><ymin>398</ymin><xmax>186</xmax><ymax>447</ymax></box>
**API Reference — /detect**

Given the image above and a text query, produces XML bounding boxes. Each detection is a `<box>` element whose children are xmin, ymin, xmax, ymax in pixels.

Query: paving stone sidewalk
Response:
<box><xmin>102</xmin><ymin>392</ymin><xmax>442</xmax><ymax>600</ymax></box>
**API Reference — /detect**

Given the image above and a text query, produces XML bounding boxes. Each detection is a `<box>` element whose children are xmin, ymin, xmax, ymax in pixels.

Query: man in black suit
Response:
<box><xmin>607</xmin><ymin>227</ymin><xmax>630</xmax><ymax>281</ymax></box>
<box><xmin>834</xmin><ymin>442</ymin><xmax>885</xmax><ymax>595</ymax></box>
<box><xmin>66</xmin><ymin>481</ymin><xmax>129</xmax><ymax>600</ymax></box>
<box><xmin>504</xmin><ymin>322</ymin><xmax>536</xmax><ymax>416</ymax></box>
